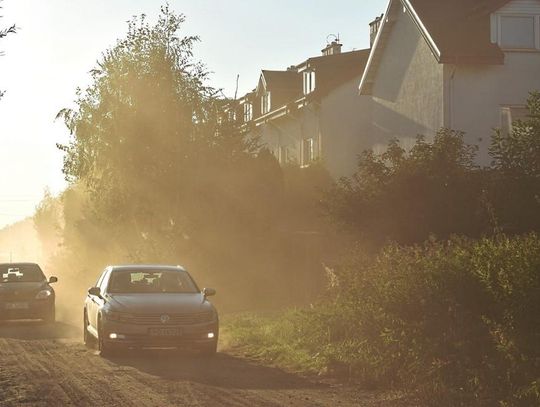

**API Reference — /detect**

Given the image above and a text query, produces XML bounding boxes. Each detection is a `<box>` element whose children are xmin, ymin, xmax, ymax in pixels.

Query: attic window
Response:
<box><xmin>492</xmin><ymin>14</ymin><xmax>540</xmax><ymax>50</ymax></box>
<box><xmin>303</xmin><ymin>71</ymin><xmax>316</xmax><ymax>95</ymax></box>
<box><xmin>261</xmin><ymin>92</ymin><xmax>271</xmax><ymax>115</ymax></box>
<box><xmin>243</xmin><ymin>102</ymin><xmax>253</xmax><ymax>122</ymax></box>
<box><xmin>301</xmin><ymin>138</ymin><xmax>314</xmax><ymax>167</ymax></box>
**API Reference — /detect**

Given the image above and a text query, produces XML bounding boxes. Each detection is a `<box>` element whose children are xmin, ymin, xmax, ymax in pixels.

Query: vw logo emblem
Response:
<box><xmin>160</xmin><ymin>314</ymin><xmax>170</xmax><ymax>324</ymax></box>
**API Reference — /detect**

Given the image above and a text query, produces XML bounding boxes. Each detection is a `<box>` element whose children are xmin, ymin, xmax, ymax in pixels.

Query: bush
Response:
<box><xmin>227</xmin><ymin>234</ymin><xmax>540</xmax><ymax>406</ymax></box>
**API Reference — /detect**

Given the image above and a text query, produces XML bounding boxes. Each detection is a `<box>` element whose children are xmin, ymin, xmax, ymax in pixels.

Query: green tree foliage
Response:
<box><xmin>324</xmin><ymin>129</ymin><xmax>488</xmax><ymax>245</ymax></box>
<box><xmin>0</xmin><ymin>0</ymin><xmax>16</xmax><ymax>99</ymax></box>
<box><xmin>491</xmin><ymin>91</ymin><xmax>540</xmax><ymax>177</ymax></box>
<box><xmin>56</xmin><ymin>7</ymin><xmax>261</xmax><ymax>289</ymax></box>
<box><xmin>488</xmin><ymin>92</ymin><xmax>540</xmax><ymax>233</ymax></box>
<box><xmin>33</xmin><ymin>189</ymin><xmax>61</xmax><ymax>256</ymax></box>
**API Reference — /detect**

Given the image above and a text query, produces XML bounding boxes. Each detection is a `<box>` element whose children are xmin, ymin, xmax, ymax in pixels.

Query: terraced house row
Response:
<box><xmin>228</xmin><ymin>0</ymin><xmax>540</xmax><ymax>178</ymax></box>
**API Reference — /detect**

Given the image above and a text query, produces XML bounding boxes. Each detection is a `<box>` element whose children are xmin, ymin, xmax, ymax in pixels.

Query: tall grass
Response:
<box><xmin>227</xmin><ymin>234</ymin><xmax>540</xmax><ymax>406</ymax></box>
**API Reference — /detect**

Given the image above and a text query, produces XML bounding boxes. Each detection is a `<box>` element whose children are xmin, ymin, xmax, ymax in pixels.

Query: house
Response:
<box><xmin>359</xmin><ymin>0</ymin><xmax>540</xmax><ymax>163</ymax></box>
<box><xmin>236</xmin><ymin>41</ymin><xmax>372</xmax><ymax>178</ymax></box>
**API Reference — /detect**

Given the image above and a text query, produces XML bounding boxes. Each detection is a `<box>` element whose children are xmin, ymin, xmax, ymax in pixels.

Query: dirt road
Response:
<box><xmin>0</xmin><ymin>321</ymin><xmax>411</xmax><ymax>406</ymax></box>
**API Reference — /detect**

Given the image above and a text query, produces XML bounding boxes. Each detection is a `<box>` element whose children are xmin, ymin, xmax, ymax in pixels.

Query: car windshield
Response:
<box><xmin>107</xmin><ymin>270</ymin><xmax>199</xmax><ymax>294</ymax></box>
<box><xmin>0</xmin><ymin>264</ymin><xmax>45</xmax><ymax>283</ymax></box>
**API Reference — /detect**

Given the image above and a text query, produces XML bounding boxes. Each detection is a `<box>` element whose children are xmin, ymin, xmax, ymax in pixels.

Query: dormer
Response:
<box><xmin>255</xmin><ymin>70</ymin><xmax>302</xmax><ymax>117</ymax></box>
<box><xmin>491</xmin><ymin>1</ymin><xmax>540</xmax><ymax>51</ymax></box>
<box><xmin>261</xmin><ymin>92</ymin><xmax>271</xmax><ymax>115</ymax></box>
<box><xmin>303</xmin><ymin>70</ymin><xmax>316</xmax><ymax>95</ymax></box>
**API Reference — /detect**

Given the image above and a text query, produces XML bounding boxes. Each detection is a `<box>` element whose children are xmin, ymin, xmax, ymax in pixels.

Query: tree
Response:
<box><xmin>33</xmin><ymin>189</ymin><xmax>61</xmax><ymax>257</ymax></box>
<box><xmin>323</xmin><ymin>129</ymin><xmax>488</xmax><ymax>245</ymax></box>
<box><xmin>490</xmin><ymin>91</ymin><xmax>540</xmax><ymax>178</ymax></box>
<box><xmin>487</xmin><ymin>91</ymin><xmax>540</xmax><ymax>234</ymax></box>
<box><xmin>56</xmin><ymin>7</ymin><xmax>257</xmax><ymax>258</ymax></box>
<box><xmin>0</xmin><ymin>0</ymin><xmax>16</xmax><ymax>99</ymax></box>
<box><xmin>54</xmin><ymin>7</ymin><xmax>316</xmax><ymax>307</ymax></box>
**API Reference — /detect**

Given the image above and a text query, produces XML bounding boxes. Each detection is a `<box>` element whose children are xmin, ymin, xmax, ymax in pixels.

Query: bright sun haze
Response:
<box><xmin>0</xmin><ymin>0</ymin><xmax>386</xmax><ymax>229</ymax></box>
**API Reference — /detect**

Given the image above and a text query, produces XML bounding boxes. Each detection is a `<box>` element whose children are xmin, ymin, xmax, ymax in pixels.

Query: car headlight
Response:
<box><xmin>35</xmin><ymin>290</ymin><xmax>52</xmax><ymax>300</ymax></box>
<box><xmin>103</xmin><ymin>310</ymin><xmax>126</xmax><ymax>322</ymax></box>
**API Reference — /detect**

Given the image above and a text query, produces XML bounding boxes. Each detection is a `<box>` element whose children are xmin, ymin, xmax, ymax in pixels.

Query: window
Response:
<box><xmin>228</xmin><ymin>109</ymin><xmax>237</xmax><ymax>122</ymax></box>
<box><xmin>301</xmin><ymin>138</ymin><xmax>314</xmax><ymax>167</ymax></box>
<box><xmin>500</xmin><ymin>16</ymin><xmax>536</xmax><ymax>49</ymax></box>
<box><xmin>492</xmin><ymin>13</ymin><xmax>540</xmax><ymax>50</ymax></box>
<box><xmin>243</xmin><ymin>102</ymin><xmax>253</xmax><ymax>122</ymax></box>
<box><xmin>278</xmin><ymin>146</ymin><xmax>289</xmax><ymax>164</ymax></box>
<box><xmin>261</xmin><ymin>92</ymin><xmax>271</xmax><ymax>115</ymax></box>
<box><xmin>303</xmin><ymin>70</ymin><xmax>316</xmax><ymax>95</ymax></box>
<box><xmin>501</xmin><ymin>105</ymin><xmax>530</xmax><ymax>134</ymax></box>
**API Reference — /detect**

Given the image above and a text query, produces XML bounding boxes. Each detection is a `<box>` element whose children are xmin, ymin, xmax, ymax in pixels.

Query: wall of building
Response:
<box><xmin>370</xmin><ymin>6</ymin><xmax>445</xmax><ymax>152</ymax></box>
<box><xmin>320</xmin><ymin>76</ymin><xmax>372</xmax><ymax>177</ymax></box>
<box><xmin>255</xmin><ymin>106</ymin><xmax>321</xmax><ymax>167</ymax></box>
<box><xmin>254</xmin><ymin>75</ymin><xmax>372</xmax><ymax>179</ymax></box>
<box><xmin>447</xmin><ymin>51</ymin><xmax>540</xmax><ymax>164</ymax></box>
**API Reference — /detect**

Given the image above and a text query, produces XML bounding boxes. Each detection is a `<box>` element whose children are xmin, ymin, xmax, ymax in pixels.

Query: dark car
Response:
<box><xmin>0</xmin><ymin>263</ymin><xmax>58</xmax><ymax>323</ymax></box>
<box><xmin>83</xmin><ymin>265</ymin><xmax>219</xmax><ymax>356</ymax></box>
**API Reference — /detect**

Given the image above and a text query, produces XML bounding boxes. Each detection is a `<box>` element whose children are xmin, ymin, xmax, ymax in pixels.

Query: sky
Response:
<box><xmin>0</xmin><ymin>0</ymin><xmax>387</xmax><ymax>228</ymax></box>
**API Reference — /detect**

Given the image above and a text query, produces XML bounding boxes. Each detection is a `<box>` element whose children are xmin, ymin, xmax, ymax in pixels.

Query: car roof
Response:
<box><xmin>107</xmin><ymin>265</ymin><xmax>187</xmax><ymax>272</ymax></box>
<box><xmin>0</xmin><ymin>262</ymin><xmax>41</xmax><ymax>267</ymax></box>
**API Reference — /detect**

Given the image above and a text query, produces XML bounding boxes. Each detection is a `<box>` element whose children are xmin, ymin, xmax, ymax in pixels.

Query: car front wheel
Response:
<box><xmin>83</xmin><ymin>310</ymin><xmax>95</xmax><ymax>348</ymax></box>
<box><xmin>44</xmin><ymin>306</ymin><xmax>55</xmax><ymax>324</ymax></box>
<box><xmin>98</xmin><ymin>318</ymin><xmax>121</xmax><ymax>357</ymax></box>
<box><xmin>200</xmin><ymin>340</ymin><xmax>218</xmax><ymax>357</ymax></box>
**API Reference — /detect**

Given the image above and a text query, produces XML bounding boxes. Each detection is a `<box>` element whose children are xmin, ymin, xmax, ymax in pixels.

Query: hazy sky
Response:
<box><xmin>0</xmin><ymin>0</ymin><xmax>386</xmax><ymax>228</ymax></box>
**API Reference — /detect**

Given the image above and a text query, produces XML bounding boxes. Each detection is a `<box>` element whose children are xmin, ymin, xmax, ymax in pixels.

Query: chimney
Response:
<box><xmin>369</xmin><ymin>14</ymin><xmax>383</xmax><ymax>48</ymax></box>
<box><xmin>321</xmin><ymin>40</ymin><xmax>342</xmax><ymax>56</ymax></box>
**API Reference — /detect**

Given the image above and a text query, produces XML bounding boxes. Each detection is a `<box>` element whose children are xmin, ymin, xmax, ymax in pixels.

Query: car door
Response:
<box><xmin>87</xmin><ymin>269</ymin><xmax>107</xmax><ymax>329</ymax></box>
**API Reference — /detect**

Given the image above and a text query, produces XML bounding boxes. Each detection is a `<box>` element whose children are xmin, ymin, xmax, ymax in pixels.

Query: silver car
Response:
<box><xmin>83</xmin><ymin>265</ymin><xmax>218</xmax><ymax>356</ymax></box>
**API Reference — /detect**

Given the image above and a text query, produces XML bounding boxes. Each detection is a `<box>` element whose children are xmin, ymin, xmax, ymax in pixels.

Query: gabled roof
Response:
<box><xmin>257</xmin><ymin>70</ymin><xmax>301</xmax><ymax>94</ymax></box>
<box><xmin>408</xmin><ymin>0</ymin><xmax>507</xmax><ymax>63</ymax></box>
<box><xmin>299</xmin><ymin>49</ymin><xmax>371</xmax><ymax>96</ymax></box>
<box><xmin>360</xmin><ymin>0</ymin><xmax>511</xmax><ymax>95</ymax></box>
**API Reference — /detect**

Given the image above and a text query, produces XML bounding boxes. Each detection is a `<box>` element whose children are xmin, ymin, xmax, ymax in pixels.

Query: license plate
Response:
<box><xmin>5</xmin><ymin>302</ymin><xmax>29</xmax><ymax>310</ymax></box>
<box><xmin>148</xmin><ymin>328</ymin><xmax>182</xmax><ymax>337</ymax></box>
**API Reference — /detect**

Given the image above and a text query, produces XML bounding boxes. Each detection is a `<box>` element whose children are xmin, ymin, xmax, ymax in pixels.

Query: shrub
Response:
<box><xmin>228</xmin><ymin>234</ymin><xmax>540</xmax><ymax>406</ymax></box>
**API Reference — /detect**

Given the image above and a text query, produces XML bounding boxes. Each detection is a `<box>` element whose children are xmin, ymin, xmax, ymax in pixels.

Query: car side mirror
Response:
<box><xmin>88</xmin><ymin>287</ymin><xmax>102</xmax><ymax>298</ymax></box>
<box><xmin>203</xmin><ymin>288</ymin><xmax>216</xmax><ymax>297</ymax></box>
<box><xmin>49</xmin><ymin>276</ymin><xmax>58</xmax><ymax>284</ymax></box>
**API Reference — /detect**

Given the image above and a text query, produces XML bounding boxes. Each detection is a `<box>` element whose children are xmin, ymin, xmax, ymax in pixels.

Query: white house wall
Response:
<box><xmin>256</xmin><ymin>106</ymin><xmax>321</xmax><ymax>167</ymax></box>
<box><xmin>370</xmin><ymin>5</ymin><xmax>445</xmax><ymax>152</ymax></box>
<box><xmin>255</xmin><ymin>74</ymin><xmax>372</xmax><ymax>178</ymax></box>
<box><xmin>320</xmin><ymin>76</ymin><xmax>372</xmax><ymax>177</ymax></box>
<box><xmin>446</xmin><ymin>52</ymin><xmax>540</xmax><ymax>164</ymax></box>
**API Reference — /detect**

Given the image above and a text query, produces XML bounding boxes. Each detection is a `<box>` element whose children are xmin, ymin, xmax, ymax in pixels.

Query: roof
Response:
<box><xmin>360</xmin><ymin>0</ymin><xmax>510</xmax><ymax>95</ymax></box>
<box><xmin>246</xmin><ymin>49</ymin><xmax>370</xmax><ymax>122</ymax></box>
<box><xmin>108</xmin><ymin>265</ymin><xmax>187</xmax><ymax>272</ymax></box>
<box><xmin>258</xmin><ymin>70</ymin><xmax>301</xmax><ymax>93</ymax></box>
<box><xmin>408</xmin><ymin>0</ymin><xmax>507</xmax><ymax>64</ymax></box>
<box><xmin>0</xmin><ymin>262</ymin><xmax>40</xmax><ymax>267</ymax></box>
<box><xmin>301</xmin><ymin>49</ymin><xmax>371</xmax><ymax>96</ymax></box>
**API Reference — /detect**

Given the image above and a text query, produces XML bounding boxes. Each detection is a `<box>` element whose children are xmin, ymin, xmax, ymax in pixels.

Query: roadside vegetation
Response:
<box><xmin>227</xmin><ymin>234</ymin><xmax>540</xmax><ymax>406</ymax></box>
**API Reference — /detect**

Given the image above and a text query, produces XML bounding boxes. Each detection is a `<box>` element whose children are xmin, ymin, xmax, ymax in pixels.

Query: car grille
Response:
<box><xmin>0</xmin><ymin>291</ymin><xmax>38</xmax><ymax>301</ymax></box>
<box><xmin>113</xmin><ymin>311</ymin><xmax>213</xmax><ymax>326</ymax></box>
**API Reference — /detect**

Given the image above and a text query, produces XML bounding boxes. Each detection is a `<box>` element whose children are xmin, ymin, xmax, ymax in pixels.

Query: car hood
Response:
<box><xmin>0</xmin><ymin>281</ymin><xmax>48</xmax><ymax>294</ymax></box>
<box><xmin>106</xmin><ymin>293</ymin><xmax>212</xmax><ymax>314</ymax></box>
